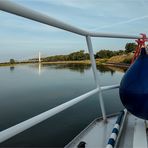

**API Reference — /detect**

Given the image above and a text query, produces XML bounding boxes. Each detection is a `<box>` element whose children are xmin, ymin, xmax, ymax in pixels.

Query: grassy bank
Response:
<box><xmin>41</xmin><ymin>60</ymin><xmax>91</xmax><ymax>65</ymax></box>
<box><xmin>0</xmin><ymin>53</ymin><xmax>132</xmax><ymax>68</ymax></box>
<box><xmin>0</xmin><ymin>62</ymin><xmax>35</xmax><ymax>67</ymax></box>
<box><xmin>40</xmin><ymin>52</ymin><xmax>132</xmax><ymax>68</ymax></box>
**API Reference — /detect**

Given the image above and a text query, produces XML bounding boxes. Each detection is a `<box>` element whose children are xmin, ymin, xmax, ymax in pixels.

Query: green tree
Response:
<box><xmin>84</xmin><ymin>53</ymin><xmax>90</xmax><ymax>60</ymax></box>
<box><xmin>95</xmin><ymin>50</ymin><xmax>114</xmax><ymax>59</ymax></box>
<box><xmin>42</xmin><ymin>50</ymin><xmax>89</xmax><ymax>62</ymax></box>
<box><xmin>10</xmin><ymin>59</ymin><xmax>15</xmax><ymax>64</ymax></box>
<box><xmin>68</xmin><ymin>50</ymin><xmax>85</xmax><ymax>60</ymax></box>
<box><xmin>125</xmin><ymin>43</ymin><xmax>137</xmax><ymax>53</ymax></box>
<box><xmin>113</xmin><ymin>50</ymin><xmax>125</xmax><ymax>55</ymax></box>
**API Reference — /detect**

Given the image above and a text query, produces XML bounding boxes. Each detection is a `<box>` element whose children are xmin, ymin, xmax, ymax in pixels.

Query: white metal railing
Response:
<box><xmin>0</xmin><ymin>0</ymin><xmax>144</xmax><ymax>39</ymax></box>
<box><xmin>0</xmin><ymin>0</ymin><xmax>146</xmax><ymax>144</ymax></box>
<box><xmin>0</xmin><ymin>85</ymin><xmax>119</xmax><ymax>143</ymax></box>
<box><xmin>86</xmin><ymin>36</ymin><xmax>106</xmax><ymax>120</ymax></box>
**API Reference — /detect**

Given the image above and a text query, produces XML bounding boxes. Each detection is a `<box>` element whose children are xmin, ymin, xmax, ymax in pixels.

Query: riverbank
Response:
<box><xmin>0</xmin><ymin>61</ymin><xmax>91</xmax><ymax>67</ymax></box>
<box><xmin>41</xmin><ymin>60</ymin><xmax>91</xmax><ymax>65</ymax></box>
<box><xmin>0</xmin><ymin>60</ymin><xmax>130</xmax><ymax>68</ymax></box>
<box><xmin>0</xmin><ymin>62</ymin><xmax>33</xmax><ymax>67</ymax></box>
<box><xmin>0</xmin><ymin>53</ymin><xmax>132</xmax><ymax>68</ymax></box>
<box><xmin>41</xmin><ymin>61</ymin><xmax>130</xmax><ymax>68</ymax></box>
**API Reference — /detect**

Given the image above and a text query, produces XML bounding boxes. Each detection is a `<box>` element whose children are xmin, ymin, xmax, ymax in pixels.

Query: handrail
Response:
<box><xmin>0</xmin><ymin>0</ymin><xmax>145</xmax><ymax>39</ymax></box>
<box><xmin>0</xmin><ymin>84</ymin><xmax>119</xmax><ymax>143</ymax></box>
<box><xmin>86</xmin><ymin>36</ymin><xmax>107</xmax><ymax>120</ymax></box>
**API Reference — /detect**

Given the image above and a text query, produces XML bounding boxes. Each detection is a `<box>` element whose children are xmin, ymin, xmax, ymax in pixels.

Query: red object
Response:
<box><xmin>131</xmin><ymin>33</ymin><xmax>148</xmax><ymax>64</ymax></box>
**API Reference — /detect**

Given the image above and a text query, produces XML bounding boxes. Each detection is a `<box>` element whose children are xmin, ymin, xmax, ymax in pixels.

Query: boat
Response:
<box><xmin>0</xmin><ymin>1</ymin><xmax>148</xmax><ymax>147</ymax></box>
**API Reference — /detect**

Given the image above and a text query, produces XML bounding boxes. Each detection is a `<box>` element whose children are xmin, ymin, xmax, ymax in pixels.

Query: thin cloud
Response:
<box><xmin>46</xmin><ymin>0</ymin><xmax>95</xmax><ymax>9</ymax></box>
<box><xmin>91</xmin><ymin>15</ymin><xmax>148</xmax><ymax>31</ymax></box>
<box><xmin>0</xmin><ymin>13</ymin><xmax>62</xmax><ymax>33</ymax></box>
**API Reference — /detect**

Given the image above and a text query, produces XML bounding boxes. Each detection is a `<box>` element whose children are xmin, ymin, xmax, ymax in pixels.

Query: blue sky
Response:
<box><xmin>0</xmin><ymin>0</ymin><xmax>148</xmax><ymax>61</ymax></box>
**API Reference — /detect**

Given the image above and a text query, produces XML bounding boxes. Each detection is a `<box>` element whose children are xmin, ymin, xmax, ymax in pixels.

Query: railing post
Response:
<box><xmin>86</xmin><ymin>36</ymin><xmax>106</xmax><ymax>121</ymax></box>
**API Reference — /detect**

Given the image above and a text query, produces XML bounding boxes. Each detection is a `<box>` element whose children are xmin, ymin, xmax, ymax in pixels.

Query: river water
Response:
<box><xmin>0</xmin><ymin>64</ymin><xmax>126</xmax><ymax>147</ymax></box>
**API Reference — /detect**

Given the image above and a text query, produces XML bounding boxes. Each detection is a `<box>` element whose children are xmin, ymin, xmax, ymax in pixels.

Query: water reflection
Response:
<box><xmin>28</xmin><ymin>63</ymin><xmax>43</xmax><ymax>75</ymax></box>
<box><xmin>45</xmin><ymin>63</ymin><xmax>91</xmax><ymax>73</ymax></box>
<box><xmin>96</xmin><ymin>65</ymin><xmax>115</xmax><ymax>75</ymax></box>
<box><xmin>38</xmin><ymin>63</ymin><xmax>41</xmax><ymax>75</ymax></box>
<box><xmin>106</xmin><ymin>66</ymin><xmax>127</xmax><ymax>73</ymax></box>
<box><xmin>10</xmin><ymin>66</ymin><xmax>15</xmax><ymax>72</ymax></box>
<box><xmin>42</xmin><ymin>63</ymin><xmax>127</xmax><ymax>74</ymax></box>
<box><xmin>29</xmin><ymin>63</ymin><xmax>127</xmax><ymax>75</ymax></box>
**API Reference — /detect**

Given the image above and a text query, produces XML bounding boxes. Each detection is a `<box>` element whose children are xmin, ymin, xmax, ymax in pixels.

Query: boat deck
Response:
<box><xmin>65</xmin><ymin>112</ymin><xmax>148</xmax><ymax>148</ymax></box>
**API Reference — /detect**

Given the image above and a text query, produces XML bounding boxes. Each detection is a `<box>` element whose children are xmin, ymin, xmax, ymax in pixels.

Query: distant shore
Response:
<box><xmin>41</xmin><ymin>60</ymin><xmax>91</xmax><ymax>65</ymax></box>
<box><xmin>0</xmin><ymin>62</ymin><xmax>31</xmax><ymax>67</ymax></box>
<box><xmin>0</xmin><ymin>60</ymin><xmax>130</xmax><ymax>69</ymax></box>
<box><xmin>41</xmin><ymin>61</ymin><xmax>130</xmax><ymax>68</ymax></box>
<box><xmin>0</xmin><ymin>61</ymin><xmax>91</xmax><ymax>67</ymax></box>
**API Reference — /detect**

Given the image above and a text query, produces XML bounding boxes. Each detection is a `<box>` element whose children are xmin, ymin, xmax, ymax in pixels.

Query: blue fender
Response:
<box><xmin>119</xmin><ymin>48</ymin><xmax>148</xmax><ymax>120</ymax></box>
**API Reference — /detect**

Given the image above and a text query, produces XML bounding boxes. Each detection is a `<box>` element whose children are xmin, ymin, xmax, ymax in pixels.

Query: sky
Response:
<box><xmin>0</xmin><ymin>0</ymin><xmax>148</xmax><ymax>62</ymax></box>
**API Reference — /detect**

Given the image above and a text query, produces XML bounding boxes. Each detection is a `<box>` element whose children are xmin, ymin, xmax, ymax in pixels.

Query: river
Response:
<box><xmin>0</xmin><ymin>63</ymin><xmax>126</xmax><ymax>147</ymax></box>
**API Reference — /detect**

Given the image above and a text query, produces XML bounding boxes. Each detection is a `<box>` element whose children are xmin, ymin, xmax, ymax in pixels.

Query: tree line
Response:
<box><xmin>42</xmin><ymin>42</ymin><xmax>137</xmax><ymax>62</ymax></box>
<box><xmin>43</xmin><ymin>50</ymin><xmax>90</xmax><ymax>62</ymax></box>
<box><xmin>9</xmin><ymin>42</ymin><xmax>137</xmax><ymax>63</ymax></box>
